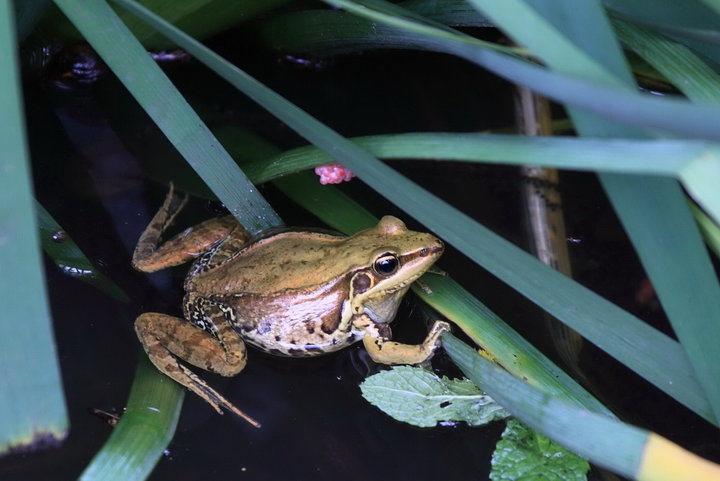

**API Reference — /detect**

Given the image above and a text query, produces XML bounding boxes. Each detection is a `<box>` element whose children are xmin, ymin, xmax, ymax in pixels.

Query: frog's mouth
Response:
<box><xmin>381</xmin><ymin>270</ymin><xmax>426</xmax><ymax>294</ymax></box>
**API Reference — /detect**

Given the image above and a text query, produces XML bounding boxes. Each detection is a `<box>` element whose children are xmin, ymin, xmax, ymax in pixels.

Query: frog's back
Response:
<box><xmin>186</xmin><ymin>230</ymin><xmax>351</xmax><ymax>295</ymax></box>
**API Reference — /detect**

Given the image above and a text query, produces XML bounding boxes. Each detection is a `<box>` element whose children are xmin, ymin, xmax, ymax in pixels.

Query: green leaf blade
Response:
<box><xmin>443</xmin><ymin>334</ymin><xmax>647</xmax><ymax>479</ymax></box>
<box><xmin>79</xmin><ymin>356</ymin><xmax>184</xmax><ymax>481</ymax></box>
<box><xmin>464</xmin><ymin>0</ymin><xmax>720</xmax><ymax>421</ymax></box>
<box><xmin>54</xmin><ymin>0</ymin><xmax>281</xmax><ymax>234</ymax></box>
<box><xmin>0</xmin><ymin>1</ymin><xmax>67</xmax><ymax>454</ymax></box>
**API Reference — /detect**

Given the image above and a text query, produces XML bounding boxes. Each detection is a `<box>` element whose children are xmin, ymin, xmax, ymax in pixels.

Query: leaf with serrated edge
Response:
<box><xmin>491</xmin><ymin>419</ymin><xmax>589</xmax><ymax>481</ymax></box>
<box><xmin>360</xmin><ymin>366</ymin><xmax>509</xmax><ymax>427</ymax></box>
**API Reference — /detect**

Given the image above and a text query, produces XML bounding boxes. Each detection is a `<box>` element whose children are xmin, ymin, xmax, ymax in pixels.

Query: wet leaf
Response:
<box><xmin>491</xmin><ymin>419</ymin><xmax>590</xmax><ymax>481</ymax></box>
<box><xmin>360</xmin><ymin>365</ymin><xmax>510</xmax><ymax>427</ymax></box>
<box><xmin>36</xmin><ymin>202</ymin><xmax>129</xmax><ymax>303</ymax></box>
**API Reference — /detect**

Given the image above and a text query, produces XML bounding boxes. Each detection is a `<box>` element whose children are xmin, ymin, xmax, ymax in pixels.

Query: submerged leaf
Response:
<box><xmin>36</xmin><ymin>202</ymin><xmax>129</xmax><ymax>303</ymax></box>
<box><xmin>360</xmin><ymin>366</ymin><xmax>510</xmax><ymax>427</ymax></box>
<box><xmin>491</xmin><ymin>420</ymin><xmax>590</xmax><ymax>481</ymax></box>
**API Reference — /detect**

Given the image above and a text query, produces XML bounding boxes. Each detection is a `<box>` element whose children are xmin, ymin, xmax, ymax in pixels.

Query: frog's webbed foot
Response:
<box><xmin>132</xmin><ymin>186</ymin><xmax>240</xmax><ymax>272</ymax></box>
<box><xmin>135</xmin><ymin>312</ymin><xmax>261</xmax><ymax>428</ymax></box>
<box><xmin>175</xmin><ymin>363</ymin><xmax>261</xmax><ymax>427</ymax></box>
<box><xmin>359</xmin><ymin>318</ymin><xmax>451</xmax><ymax>365</ymax></box>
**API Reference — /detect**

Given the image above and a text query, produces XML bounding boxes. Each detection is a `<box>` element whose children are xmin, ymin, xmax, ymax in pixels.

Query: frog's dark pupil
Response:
<box><xmin>375</xmin><ymin>255</ymin><xmax>398</xmax><ymax>275</ymax></box>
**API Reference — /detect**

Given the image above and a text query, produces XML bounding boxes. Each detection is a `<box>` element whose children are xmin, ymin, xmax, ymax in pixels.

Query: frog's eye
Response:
<box><xmin>373</xmin><ymin>253</ymin><xmax>399</xmax><ymax>276</ymax></box>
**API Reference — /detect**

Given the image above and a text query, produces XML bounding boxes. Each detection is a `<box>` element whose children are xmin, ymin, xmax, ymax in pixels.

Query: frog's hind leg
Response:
<box><xmin>135</xmin><ymin>312</ymin><xmax>260</xmax><ymax>427</ymax></box>
<box><xmin>133</xmin><ymin>186</ymin><xmax>247</xmax><ymax>272</ymax></box>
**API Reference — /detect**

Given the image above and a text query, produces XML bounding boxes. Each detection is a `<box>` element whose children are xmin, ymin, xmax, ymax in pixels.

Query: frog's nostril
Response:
<box><xmin>420</xmin><ymin>240</ymin><xmax>444</xmax><ymax>257</ymax></box>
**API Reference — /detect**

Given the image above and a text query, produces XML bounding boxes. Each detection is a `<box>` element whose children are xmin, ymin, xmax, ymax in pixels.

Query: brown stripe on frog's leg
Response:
<box><xmin>135</xmin><ymin>312</ymin><xmax>259</xmax><ymax>427</ymax></box>
<box><xmin>132</xmin><ymin>185</ymin><xmax>243</xmax><ymax>273</ymax></box>
<box><xmin>354</xmin><ymin>315</ymin><xmax>452</xmax><ymax>365</ymax></box>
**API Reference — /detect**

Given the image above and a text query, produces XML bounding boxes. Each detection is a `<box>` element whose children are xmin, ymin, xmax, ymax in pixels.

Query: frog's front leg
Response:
<box><xmin>132</xmin><ymin>186</ymin><xmax>245</xmax><ymax>272</ymax></box>
<box><xmin>354</xmin><ymin>316</ymin><xmax>451</xmax><ymax>365</ymax></box>
<box><xmin>135</xmin><ymin>308</ymin><xmax>260</xmax><ymax>427</ymax></box>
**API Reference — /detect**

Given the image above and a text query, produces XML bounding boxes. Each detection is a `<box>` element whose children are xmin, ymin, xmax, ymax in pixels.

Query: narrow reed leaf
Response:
<box><xmin>444</xmin><ymin>334</ymin><xmax>720</xmax><ymax>481</ymax></box>
<box><xmin>699</xmin><ymin>0</ymin><xmax>720</xmax><ymax>21</ymax></box>
<box><xmin>613</xmin><ymin>18</ymin><xmax>720</xmax><ymax>232</ymax></box>
<box><xmin>401</xmin><ymin>0</ymin><xmax>493</xmax><ymax>26</ymax></box>
<box><xmin>260</xmin><ymin>2</ymin><xmax>720</xmax><ymax>225</ymax></box>
<box><xmin>614</xmin><ymin>19</ymin><xmax>720</xmax><ymax>103</ymax></box>
<box><xmin>691</xmin><ymin>202</ymin><xmax>720</xmax><ymax>259</ymax></box>
<box><xmin>601</xmin><ymin>173</ymin><xmax>720</xmax><ymax>422</ymax></box>
<box><xmin>13</xmin><ymin>0</ymin><xmax>51</xmax><ymax>40</ymax></box>
<box><xmin>53</xmin><ymin>0</ymin><xmax>281</xmax><ymax>234</ymax></box>
<box><xmin>79</xmin><ymin>355</ymin><xmax>183</xmax><ymax>481</ymax></box>
<box><xmin>467</xmin><ymin>0</ymin><xmax>720</xmax><ymax>421</ymax></box>
<box><xmin>603</xmin><ymin>0</ymin><xmax>720</xmax><ymax>48</ymax></box>
<box><xmin>36</xmin><ymin>202</ymin><xmax>129</xmax><ymax>303</ymax></box>
<box><xmin>42</xmin><ymin>0</ymin><xmax>292</xmax><ymax>49</ymax></box>
<box><xmin>468</xmin><ymin>0</ymin><xmax>632</xmax><ymax>87</ymax></box>
<box><xmin>272</xmin><ymin>172</ymin><xmax>378</xmax><ymax>233</ymax></box>
<box><xmin>111</xmin><ymin>0</ymin><xmax>716</xmax><ymax>421</ymax></box>
<box><xmin>604</xmin><ymin>1</ymin><xmax>720</xmax><ymax>69</ymax></box>
<box><xmin>413</xmin><ymin>275</ymin><xmax>615</xmax><ymax>416</ymax></box>
<box><xmin>0</xmin><ymin>2</ymin><xmax>67</xmax><ymax>453</ymax></box>
<box><xmin>312</xmin><ymin>0</ymin><xmax>720</xmax><ymax>142</ymax></box>
<box><xmin>244</xmin><ymin>133</ymin><xmax>715</xmax><ymax>182</ymax></box>
<box><xmin>443</xmin><ymin>333</ymin><xmax>645</xmax><ymax>477</ymax></box>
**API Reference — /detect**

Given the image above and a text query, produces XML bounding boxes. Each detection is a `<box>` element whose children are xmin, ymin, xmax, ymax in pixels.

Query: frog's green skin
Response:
<box><xmin>132</xmin><ymin>187</ymin><xmax>450</xmax><ymax>427</ymax></box>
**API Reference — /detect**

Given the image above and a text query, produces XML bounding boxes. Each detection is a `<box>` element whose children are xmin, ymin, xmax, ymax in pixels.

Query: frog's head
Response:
<box><xmin>345</xmin><ymin>216</ymin><xmax>444</xmax><ymax>323</ymax></box>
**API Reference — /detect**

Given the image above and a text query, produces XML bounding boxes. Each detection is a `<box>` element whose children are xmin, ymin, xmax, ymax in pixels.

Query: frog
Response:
<box><xmin>132</xmin><ymin>186</ymin><xmax>451</xmax><ymax>427</ymax></box>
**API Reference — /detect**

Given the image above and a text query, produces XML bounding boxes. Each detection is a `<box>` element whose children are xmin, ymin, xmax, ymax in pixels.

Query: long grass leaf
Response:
<box><xmin>79</xmin><ymin>355</ymin><xmax>183</xmax><ymax>481</ymax></box>
<box><xmin>614</xmin><ymin>19</ymin><xmax>720</xmax><ymax>103</ymax></box>
<box><xmin>470</xmin><ymin>0</ymin><xmax>720</xmax><ymax>421</ymax></box>
<box><xmin>444</xmin><ymin>334</ymin><xmax>720</xmax><ymax>481</ymax></box>
<box><xmin>0</xmin><ymin>1</ymin><xmax>67</xmax><ymax>453</ymax></box>
<box><xmin>13</xmin><ymin>0</ymin><xmax>51</xmax><ymax>40</ymax></box>
<box><xmin>613</xmin><ymin>19</ymin><xmax>720</xmax><ymax>229</ymax></box>
<box><xmin>41</xmin><ymin>0</ymin><xmax>293</xmax><ymax>49</ymax></box>
<box><xmin>603</xmin><ymin>0</ymin><xmax>720</xmax><ymax>46</ymax></box>
<box><xmin>691</xmin><ymin>202</ymin><xmax>720</xmax><ymax>259</ymax></box>
<box><xmin>268</xmin><ymin>2</ymin><xmax>720</xmax><ymax>141</ymax></box>
<box><xmin>105</xmin><ymin>0</ymin><xmax>716</xmax><ymax>422</ymax></box>
<box><xmin>255</xmin><ymin>3</ymin><xmax>720</xmax><ymax>226</ymax></box>
<box><xmin>53</xmin><ymin>0</ymin><xmax>281</xmax><ymax>234</ymax></box>
<box><xmin>244</xmin><ymin>133</ymin><xmax>713</xmax><ymax>183</ymax></box>
<box><xmin>272</xmin><ymin>173</ymin><xmax>379</xmax><ymax>234</ymax></box>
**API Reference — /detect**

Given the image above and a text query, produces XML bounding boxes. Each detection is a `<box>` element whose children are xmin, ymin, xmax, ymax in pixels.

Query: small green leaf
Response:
<box><xmin>491</xmin><ymin>419</ymin><xmax>590</xmax><ymax>481</ymax></box>
<box><xmin>360</xmin><ymin>366</ymin><xmax>510</xmax><ymax>427</ymax></box>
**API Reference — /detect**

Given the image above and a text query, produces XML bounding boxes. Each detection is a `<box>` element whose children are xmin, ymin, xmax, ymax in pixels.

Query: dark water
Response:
<box><xmin>3</xmin><ymin>24</ymin><xmax>718</xmax><ymax>481</ymax></box>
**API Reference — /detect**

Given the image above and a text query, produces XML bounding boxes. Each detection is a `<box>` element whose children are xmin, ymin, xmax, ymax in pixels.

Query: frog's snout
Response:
<box><xmin>420</xmin><ymin>239</ymin><xmax>444</xmax><ymax>257</ymax></box>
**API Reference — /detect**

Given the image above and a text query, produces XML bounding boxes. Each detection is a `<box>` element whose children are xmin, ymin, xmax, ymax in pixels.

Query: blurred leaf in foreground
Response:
<box><xmin>491</xmin><ymin>419</ymin><xmax>590</xmax><ymax>481</ymax></box>
<box><xmin>360</xmin><ymin>365</ymin><xmax>509</xmax><ymax>427</ymax></box>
